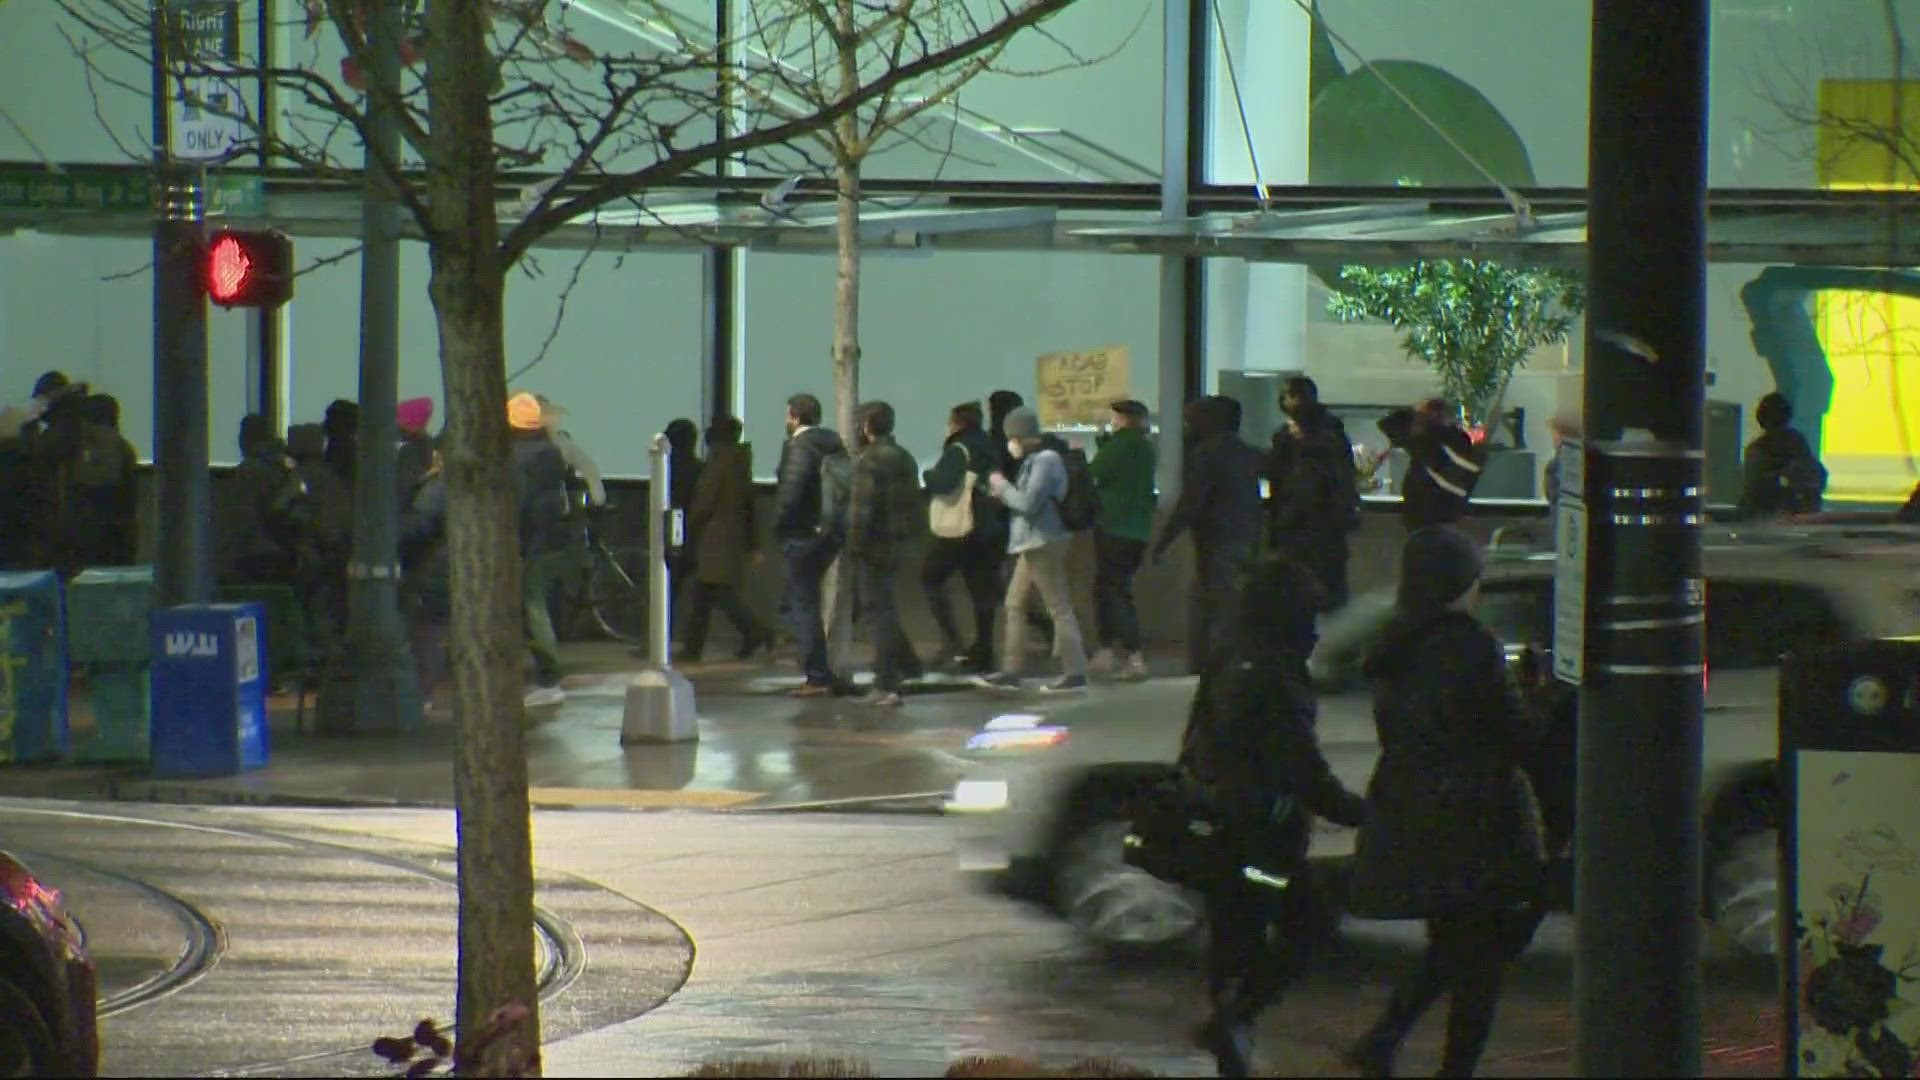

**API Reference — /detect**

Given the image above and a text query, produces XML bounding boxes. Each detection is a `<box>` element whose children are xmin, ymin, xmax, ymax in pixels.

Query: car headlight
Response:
<box><xmin>945</xmin><ymin>779</ymin><xmax>1010</xmax><ymax>814</ymax></box>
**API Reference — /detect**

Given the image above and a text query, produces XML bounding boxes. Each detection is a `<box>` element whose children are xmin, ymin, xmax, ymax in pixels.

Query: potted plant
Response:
<box><xmin>1327</xmin><ymin>258</ymin><xmax>1586</xmax><ymax>441</ymax></box>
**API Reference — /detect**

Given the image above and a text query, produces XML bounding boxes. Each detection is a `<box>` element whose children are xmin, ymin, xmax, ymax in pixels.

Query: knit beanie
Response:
<box><xmin>1002</xmin><ymin>406</ymin><xmax>1041</xmax><ymax>440</ymax></box>
<box><xmin>507</xmin><ymin>392</ymin><xmax>544</xmax><ymax>431</ymax></box>
<box><xmin>1396</xmin><ymin>525</ymin><xmax>1484</xmax><ymax>611</ymax></box>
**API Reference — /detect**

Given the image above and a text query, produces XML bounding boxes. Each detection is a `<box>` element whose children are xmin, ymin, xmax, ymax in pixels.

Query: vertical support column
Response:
<box><xmin>326</xmin><ymin>0</ymin><xmax>420</xmax><ymax>732</ymax></box>
<box><xmin>1572</xmin><ymin>0</ymin><xmax>1710</xmax><ymax>1074</ymax></box>
<box><xmin>702</xmin><ymin>246</ymin><xmax>736</xmax><ymax>423</ymax></box>
<box><xmin>1155</xmin><ymin>0</ymin><xmax>1199</xmax><ymax>502</ymax></box>
<box><xmin>152</xmin><ymin>1</ymin><xmax>212</xmax><ymax>607</ymax></box>
<box><xmin>153</xmin><ymin>169</ymin><xmax>212</xmax><ymax>607</ymax></box>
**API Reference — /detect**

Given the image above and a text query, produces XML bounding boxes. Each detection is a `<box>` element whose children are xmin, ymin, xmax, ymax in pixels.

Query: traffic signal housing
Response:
<box><xmin>205</xmin><ymin>229</ymin><xmax>294</xmax><ymax>309</ymax></box>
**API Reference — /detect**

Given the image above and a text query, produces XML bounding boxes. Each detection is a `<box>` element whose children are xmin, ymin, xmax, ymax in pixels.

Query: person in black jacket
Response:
<box><xmin>846</xmin><ymin>402</ymin><xmax>923</xmax><ymax>707</ymax></box>
<box><xmin>322</xmin><ymin>399</ymin><xmax>359</xmax><ymax>490</ymax></box>
<box><xmin>1155</xmin><ymin>395</ymin><xmax>1266</xmax><ymax>674</ymax></box>
<box><xmin>1344</xmin><ymin>525</ymin><xmax>1547</xmax><ymax>1079</ymax></box>
<box><xmin>1268</xmin><ymin>376</ymin><xmax>1358</xmax><ymax>610</ymax></box>
<box><xmin>1379</xmin><ymin>398</ymin><xmax>1481</xmax><ymax>531</ymax></box>
<box><xmin>664</xmin><ymin>417</ymin><xmax>703</xmax><ymax>619</ymax></box>
<box><xmin>509</xmin><ymin>392</ymin><xmax>573</xmax><ymax>704</ymax></box>
<box><xmin>1182</xmin><ymin>553</ymin><xmax>1368</xmax><ymax>1078</ymax></box>
<box><xmin>921</xmin><ymin>400</ymin><xmax>1003</xmax><ymax>674</ymax></box>
<box><xmin>399</xmin><ymin>447</ymin><xmax>451</xmax><ymax>706</ymax></box>
<box><xmin>221</xmin><ymin>414</ymin><xmax>306</xmax><ymax>587</ymax></box>
<box><xmin>773</xmin><ymin>392</ymin><xmax>848</xmax><ymax>697</ymax></box>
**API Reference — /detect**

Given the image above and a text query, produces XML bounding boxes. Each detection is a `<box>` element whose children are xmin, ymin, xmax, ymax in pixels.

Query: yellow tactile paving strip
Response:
<box><xmin>527</xmin><ymin>786</ymin><xmax>763</xmax><ymax>809</ymax></box>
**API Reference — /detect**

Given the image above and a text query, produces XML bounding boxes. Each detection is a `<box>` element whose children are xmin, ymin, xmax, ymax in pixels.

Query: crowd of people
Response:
<box><xmin>0</xmin><ymin>372</ymin><xmax>140</xmax><ymax>576</ymax></box>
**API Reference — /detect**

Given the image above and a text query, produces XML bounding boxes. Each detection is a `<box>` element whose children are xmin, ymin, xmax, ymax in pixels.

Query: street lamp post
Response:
<box><xmin>1572</xmin><ymin>0</ymin><xmax>1712</xmax><ymax>1074</ymax></box>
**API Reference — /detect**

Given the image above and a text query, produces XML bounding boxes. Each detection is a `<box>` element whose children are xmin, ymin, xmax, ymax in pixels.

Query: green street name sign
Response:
<box><xmin>0</xmin><ymin>168</ymin><xmax>151</xmax><ymax>212</ymax></box>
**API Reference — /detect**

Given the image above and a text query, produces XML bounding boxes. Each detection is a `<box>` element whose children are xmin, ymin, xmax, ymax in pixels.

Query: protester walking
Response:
<box><xmin>1154</xmin><ymin>396</ymin><xmax>1265</xmax><ymax>675</ymax></box>
<box><xmin>664</xmin><ymin>417</ymin><xmax>703</xmax><ymax>620</ymax></box>
<box><xmin>921</xmin><ymin>400</ymin><xmax>1003</xmax><ymax>675</ymax></box>
<box><xmin>1378</xmin><ymin>398</ymin><xmax>1480</xmax><ymax>531</ymax></box>
<box><xmin>1268</xmin><ymin>376</ymin><xmax>1359</xmax><ymax>611</ymax></box>
<box><xmin>322</xmin><ymin>399</ymin><xmax>359</xmax><ymax>489</ymax></box>
<box><xmin>222</xmin><ymin>414</ymin><xmax>306</xmax><ymax>587</ymax></box>
<box><xmin>510</xmin><ymin>392</ymin><xmax>573</xmax><ymax>708</ymax></box>
<box><xmin>1344</xmin><ymin>525</ymin><xmax>1547</xmax><ymax>1078</ymax></box>
<box><xmin>682</xmin><ymin>416</ymin><xmax>774</xmax><ymax>663</ymax></box>
<box><xmin>1182</xmin><ymin>553</ymin><xmax>1367</xmax><ymax>1077</ymax></box>
<box><xmin>975</xmin><ymin>406</ymin><xmax>1089</xmax><ymax>694</ymax></box>
<box><xmin>1088</xmin><ymin>399</ymin><xmax>1156</xmax><ymax>680</ymax></box>
<box><xmin>845</xmin><ymin>402</ymin><xmax>923</xmax><ymax>706</ymax></box>
<box><xmin>399</xmin><ymin>444</ymin><xmax>451</xmax><ymax>706</ymax></box>
<box><xmin>395</xmin><ymin>397</ymin><xmax>437</xmax><ymax>516</ymax></box>
<box><xmin>63</xmin><ymin>392</ymin><xmax>139</xmax><ymax>570</ymax></box>
<box><xmin>774</xmin><ymin>393</ymin><xmax>847</xmax><ymax>697</ymax></box>
<box><xmin>286</xmin><ymin>423</ymin><xmax>353</xmax><ymax>660</ymax></box>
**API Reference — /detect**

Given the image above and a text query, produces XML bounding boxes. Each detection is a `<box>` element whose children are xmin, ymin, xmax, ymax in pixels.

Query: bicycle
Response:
<box><xmin>552</xmin><ymin>502</ymin><xmax>648</xmax><ymax>644</ymax></box>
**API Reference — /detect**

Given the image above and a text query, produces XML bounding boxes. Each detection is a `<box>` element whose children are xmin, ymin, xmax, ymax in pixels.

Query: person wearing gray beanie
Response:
<box><xmin>977</xmin><ymin>406</ymin><xmax>1089</xmax><ymax>694</ymax></box>
<box><xmin>1394</xmin><ymin>524</ymin><xmax>1485</xmax><ymax>613</ymax></box>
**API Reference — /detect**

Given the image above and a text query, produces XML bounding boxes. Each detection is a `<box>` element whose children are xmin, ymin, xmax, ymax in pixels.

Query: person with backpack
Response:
<box><xmin>976</xmin><ymin>406</ymin><xmax>1089</xmax><ymax>695</ymax></box>
<box><xmin>1181</xmin><ymin>553</ymin><xmax>1369</xmax><ymax>1077</ymax></box>
<box><xmin>1268</xmin><ymin>376</ymin><xmax>1359</xmax><ymax>612</ymax></box>
<box><xmin>1088</xmin><ymin>399</ymin><xmax>1155</xmax><ymax>680</ymax></box>
<box><xmin>845</xmin><ymin>402</ymin><xmax>924</xmax><ymax>707</ymax></box>
<box><xmin>1154</xmin><ymin>395</ymin><xmax>1266</xmax><ymax>675</ymax></box>
<box><xmin>220</xmin><ymin>414</ymin><xmax>307</xmax><ymax>588</ymax></box>
<box><xmin>922</xmin><ymin>400</ymin><xmax>1004</xmax><ymax>675</ymax></box>
<box><xmin>1738</xmin><ymin>391</ymin><xmax>1826</xmax><ymax>519</ymax></box>
<box><xmin>509</xmin><ymin>392</ymin><xmax>573</xmax><ymax>708</ymax></box>
<box><xmin>286</xmin><ymin>423</ymin><xmax>354</xmax><ymax>666</ymax></box>
<box><xmin>774</xmin><ymin>392</ymin><xmax>848</xmax><ymax>697</ymax></box>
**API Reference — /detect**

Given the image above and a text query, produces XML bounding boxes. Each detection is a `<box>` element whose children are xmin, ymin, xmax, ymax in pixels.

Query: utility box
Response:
<box><xmin>0</xmin><ymin>571</ymin><xmax>70</xmax><ymax>764</ymax></box>
<box><xmin>1779</xmin><ymin>637</ymin><xmax>1920</xmax><ymax>1078</ymax></box>
<box><xmin>150</xmin><ymin>603</ymin><xmax>270</xmax><ymax>778</ymax></box>
<box><xmin>67</xmin><ymin>566</ymin><xmax>155</xmax><ymax>665</ymax></box>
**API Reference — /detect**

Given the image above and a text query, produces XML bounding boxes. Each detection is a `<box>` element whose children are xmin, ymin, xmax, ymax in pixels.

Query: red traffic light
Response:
<box><xmin>205</xmin><ymin>229</ymin><xmax>293</xmax><ymax>309</ymax></box>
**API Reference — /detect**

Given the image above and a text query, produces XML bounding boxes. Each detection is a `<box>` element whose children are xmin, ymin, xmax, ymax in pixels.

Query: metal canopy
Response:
<box><xmin>6</xmin><ymin>187</ymin><xmax>1919</xmax><ymax>266</ymax></box>
<box><xmin>1067</xmin><ymin>201</ymin><xmax>1920</xmax><ymax>267</ymax></box>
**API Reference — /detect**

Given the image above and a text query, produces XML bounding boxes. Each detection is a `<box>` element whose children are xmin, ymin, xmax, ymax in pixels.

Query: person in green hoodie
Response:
<box><xmin>1088</xmin><ymin>399</ymin><xmax>1157</xmax><ymax>680</ymax></box>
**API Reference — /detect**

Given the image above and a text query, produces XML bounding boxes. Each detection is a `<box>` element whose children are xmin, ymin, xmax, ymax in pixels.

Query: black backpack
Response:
<box><xmin>818</xmin><ymin>450</ymin><xmax>854</xmax><ymax>540</ymax></box>
<box><xmin>1781</xmin><ymin>455</ymin><xmax>1828</xmax><ymax>514</ymax></box>
<box><xmin>1055</xmin><ymin>447</ymin><xmax>1099</xmax><ymax>532</ymax></box>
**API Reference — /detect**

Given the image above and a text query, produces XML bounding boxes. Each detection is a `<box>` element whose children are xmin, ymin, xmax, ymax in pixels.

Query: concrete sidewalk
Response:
<box><xmin>2</xmin><ymin>640</ymin><xmax>1187</xmax><ymax>813</ymax></box>
<box><xmin>238</xmin><ymin>806</ymin><xmax>1782</xmax><ymax>1079</ymax></box>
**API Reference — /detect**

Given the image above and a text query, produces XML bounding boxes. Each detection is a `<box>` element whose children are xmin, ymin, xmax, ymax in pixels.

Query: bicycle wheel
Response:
<box><xmin>588</xmin><ymin>545</ymin><xmax>649</xmax><ymax>644</ymax></box>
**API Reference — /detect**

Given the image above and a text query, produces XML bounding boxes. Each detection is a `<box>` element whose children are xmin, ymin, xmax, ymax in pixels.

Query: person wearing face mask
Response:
<box><xmin>921</xmin><ymin>400</ymin><xmax>1004</xmax><ymax>675</ymax></box>
<box><xmin>1268</xmin><ymin>376</ymin><xmax>1359</xmax><ymax>611</ymax></box>
<box><xmin>974</xmin><ymin>406</ymin><xmax>1089</xmax><ymax>695</ymax></box>
<box><xmin>1343</xmin><ymin>525</ymin><xmax>1547</xmax><ymax>1079</ymax></box>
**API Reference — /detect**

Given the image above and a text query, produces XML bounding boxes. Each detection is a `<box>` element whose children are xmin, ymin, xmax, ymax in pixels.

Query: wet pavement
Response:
<box><xmin>2</xmin><ymin>799</ymin><xmax>690</xmax><ymax>1077</ymax></box>
<box><xmin>3</xmin><ymin>641</ymin><xmax>1185</xmax><ymax>813</ymax></box>
<box><xmin>245</xmin><ymin>807</ymin><xmax>1784</xmax><ymax>1079</ymax></box>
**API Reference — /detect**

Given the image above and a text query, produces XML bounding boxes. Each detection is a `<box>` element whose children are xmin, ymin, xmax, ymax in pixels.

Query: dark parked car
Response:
<box><xmin>950</xmin><ymin>522</ymin><xmax>1920</xmax><ymax>958</ymax></box>
<box><xmin>0</xmin><ymin>850</ymin><xmax>99</xmax><ymax>1076</ymax></box>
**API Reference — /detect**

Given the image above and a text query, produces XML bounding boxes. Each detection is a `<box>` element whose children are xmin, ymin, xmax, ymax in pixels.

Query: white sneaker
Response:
<box><xmin>1087</xmin><ymin>648</ymin><xmax>1117</xmax><ymax>675</ymax></box>
<box><xmin>523</xmin><ymin>686</ymin><xmax>567</xmax><ymax>709</ymax></box>
<box><xmin>1123</xmin><ymin>653</ymin><xmax>1150</xmax><ymax>681</ymax></box>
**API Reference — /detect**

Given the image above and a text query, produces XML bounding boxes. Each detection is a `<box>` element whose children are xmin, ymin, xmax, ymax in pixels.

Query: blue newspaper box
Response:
<box><xmin>0</xmin><ymin>571</ymin><xmax>70</xmax><ymax>764</ymax></box>
<box><xmin>151</xmin><ymin>603</ymin><xmax>270</xmax><ymax>778</ymax></box>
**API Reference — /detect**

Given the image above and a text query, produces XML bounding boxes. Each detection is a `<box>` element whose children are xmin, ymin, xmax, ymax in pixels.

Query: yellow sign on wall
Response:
<box><xmin>1035</xmin><ymin>345</ymin><xmax>1131</xmax><ymax>429</ymax></box>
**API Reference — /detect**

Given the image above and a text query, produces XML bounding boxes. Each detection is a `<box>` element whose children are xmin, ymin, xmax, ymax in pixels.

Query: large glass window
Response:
<box><xmin>741</xmin><ymin>248</ymin><xmax>1162</xmax><ymax>476</ymax></box>
<box><xmin>727</xmin><ymin>0</ymin><xmax>1162</xmax><ymax>184</ymax></box>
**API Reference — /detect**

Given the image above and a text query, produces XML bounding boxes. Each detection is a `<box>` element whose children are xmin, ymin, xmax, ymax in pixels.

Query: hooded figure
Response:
<box><xmin>322</xmin><ymin>399</ymin><xmax>359</xmax><ymax>489</ymax></box>
<box><xmin>1738</xmin><ymin>391</ymin><xmax>1825</xmax><ymax>518</ymax></box>
<box><xmin>221</xmin><ymin>415</ymin><xmax>304</xmax><ymax>585</ymax></box>
<box><xmin>1344</xmin><ymin>525</ymin><xmax>1546</xmax><ymax>1079</ymax></box>
<box><xmin>1182</xmin><ymin>552</ymin><xmax>1368</xmax><ymax>1077</ymax></box>
<box><xmin>1155</xmin><ymin>395</ymin><xmax>1266</xmax><ymax>674</ymax></box>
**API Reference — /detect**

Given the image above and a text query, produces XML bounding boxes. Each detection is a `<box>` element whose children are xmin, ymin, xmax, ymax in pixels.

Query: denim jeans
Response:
<box><xmin>781</xmin><ymin>535</ymin><xmax>837</xmax><ymax>686</ymax></box>
<box><xmin>857</xmin><ymin>559</ymin><xmax>905</xmax><ymax>692</ymax></box>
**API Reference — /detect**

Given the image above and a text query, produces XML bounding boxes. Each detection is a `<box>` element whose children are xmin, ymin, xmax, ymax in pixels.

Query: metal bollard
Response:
<box><xmin>621</xmin><ymin>432</ymin><xmax>698</xmax><ymax>744</ymax></box>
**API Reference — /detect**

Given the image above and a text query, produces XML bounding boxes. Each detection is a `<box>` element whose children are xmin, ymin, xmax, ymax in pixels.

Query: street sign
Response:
<box><xmin>165</xmin><ymin>0</ymin><xmax>249</xmax><ymax>162</ymax></box>
<box><xmin>0</xmin><ymin>167</ymin><xmax>150</xmax><ymax>211</ymax></box>
<box><xmin>1553</xmin><ymin>499</ymin><xmax>1587</xmax><ymax>685</ymax></box>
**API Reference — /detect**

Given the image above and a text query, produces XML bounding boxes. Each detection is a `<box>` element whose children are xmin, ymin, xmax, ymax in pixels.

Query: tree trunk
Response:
<box><xmin>831</xmin><ymin>154</ymin><xmax>861</xmax><ymax>436</ymax></box>
<box><xmin>422</xmin><ymin>4</ymin><xmax>541</xmax><ymax>1074</ymax></box>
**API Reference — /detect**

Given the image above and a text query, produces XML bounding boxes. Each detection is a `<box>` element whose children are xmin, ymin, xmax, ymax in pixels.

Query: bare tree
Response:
<box><xmin>1754</xmin><ymin>0</ymin><xmax>1920</xmax><ymax>485</ymax></box>
<box><xmin>54</xmin><ymin>1</ymin><xmax>1085</xmax><ymax>1070</ymax></box>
